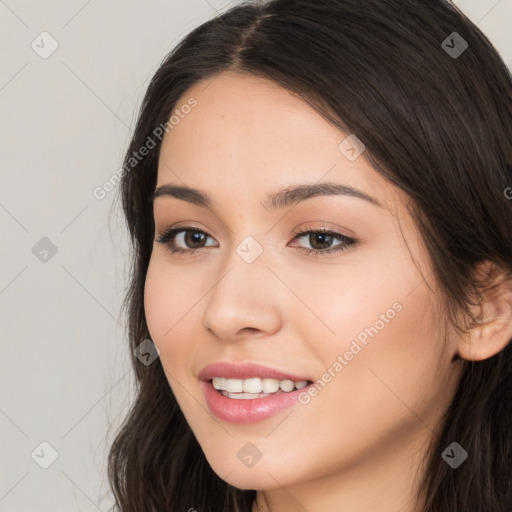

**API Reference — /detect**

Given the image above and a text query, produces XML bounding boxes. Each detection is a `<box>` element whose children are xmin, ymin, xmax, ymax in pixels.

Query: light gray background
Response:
<box><xmin>1</xmin><ymin>1</ymin><xmax>510</xmax><ymax>511</ymax></box>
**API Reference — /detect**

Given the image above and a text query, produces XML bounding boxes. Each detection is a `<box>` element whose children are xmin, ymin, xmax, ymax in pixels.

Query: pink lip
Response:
<box><xmin>199</xmin><ymin>362</ymin><xmax>313</xmax><ymax>424</ymax></box>
<box><xmin>198</xmin><ymin>362</ymin><xmax>311</xmax><ymax>382</ymax></box>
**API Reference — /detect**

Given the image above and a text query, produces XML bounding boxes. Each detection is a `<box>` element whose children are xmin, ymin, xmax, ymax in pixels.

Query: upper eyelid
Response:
<box><xmin>159</xmin><ymin>225</ymin><xmax>346</xmax><ymax>236</ymax></box>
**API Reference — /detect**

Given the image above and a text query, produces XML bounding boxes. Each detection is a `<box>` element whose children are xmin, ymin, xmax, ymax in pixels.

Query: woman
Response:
<box><xmin>108</xmin><ymin>0</ymin><xmax>512</xmax><ymax>510</ymax></box>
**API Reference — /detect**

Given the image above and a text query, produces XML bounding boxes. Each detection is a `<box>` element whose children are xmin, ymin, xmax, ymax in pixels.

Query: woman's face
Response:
<box><xmin>144</xmin><ymin>71</ymin><xmax>463</xmax><ymax>499</ymax></box>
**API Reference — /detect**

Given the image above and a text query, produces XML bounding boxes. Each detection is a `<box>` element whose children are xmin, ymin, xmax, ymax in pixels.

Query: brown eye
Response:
<box><xmin>156</xmin><ymin>227</ymin><xmax>218</xmax><ymax>253</ymax></box>
<box><xmin>184</xmin><ymin>230</ymin><xmax>208</xmax><ymax>248</ymax></box>
<box><xmin>307</xmin><ymin>232</ymin><xmax>336</xmax><ymax>250</ymax></box>
<box><xmin>289</xmin><ymin>227</ymin><xmax>357</xmax><ymax>257</ymax></box>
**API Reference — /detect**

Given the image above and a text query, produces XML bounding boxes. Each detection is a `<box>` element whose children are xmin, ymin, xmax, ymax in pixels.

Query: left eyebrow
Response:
<box><xmin>150</xmin><ymin>181</ymin><xmax>384</xmax><ymax>210</ymax></box>
<box><xmin>262</xmin><ymin>182</ymin><xmax>384</xmax><ymax>210</ymax></box>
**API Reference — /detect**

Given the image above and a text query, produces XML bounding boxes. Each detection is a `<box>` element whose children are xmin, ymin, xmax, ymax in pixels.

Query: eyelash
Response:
<box><xmin>155</xmin><ymin>224</ymin><xmax>357</xmax><ymax>257</ymax></box>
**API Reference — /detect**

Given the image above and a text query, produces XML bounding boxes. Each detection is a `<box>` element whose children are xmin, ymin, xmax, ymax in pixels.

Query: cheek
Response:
<box><xmin>289</xmin><ymin>253</ymin><xmax>418</xmax><ymax>356</ymax></box>
<box><xmin>143</xmin><ymin>258</ymin><xmax>200</xmax><ymax>383</ymax></box>
<box><xmin>144</xmin><ymin>259</ymin><xmax>187</xmax><ymax>388</ymax></box>
<box><xmin>144</xmin><ymin>274</ymin><xmax>169</xmax><ymax>343</ymax></box>
<box><xmin>144</xmin><ymin>259</ymin><xmax>203</xmax><ymax>411</ymax></box>
<box><xmin>144</xmin><ymin>257</ymin><xmax>197</xmax><ymax>341</ymax></box>
<box><xmin>308</xmin><ymin>279</ymin><xmax>445</xmax><ymax>443</ymax></box>
<box><xmin>293</xmin><ymin>251</ymin><xmax>446</xmax><ymax>428</ymax></box>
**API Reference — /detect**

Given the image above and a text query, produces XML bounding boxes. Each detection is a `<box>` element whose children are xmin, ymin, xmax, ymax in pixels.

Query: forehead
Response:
<box><xmin>162</xmin><ymin>72</ymin><xmax>338</xmax><ymax>154</ymax></box>
<box><xmin>156</xmin><ymin>71</ymin><xmax>398</xmax><ymax>212</ymax></box>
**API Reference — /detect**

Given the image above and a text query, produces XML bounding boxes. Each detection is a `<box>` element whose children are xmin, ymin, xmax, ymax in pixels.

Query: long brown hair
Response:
<box><xmin>108</xmin><ymin>1</ymin><xmax>512</xmax><ymax>510</ymax></box>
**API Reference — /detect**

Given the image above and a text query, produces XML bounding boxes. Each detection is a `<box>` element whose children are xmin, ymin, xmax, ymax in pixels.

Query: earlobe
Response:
<box><xmin>457</xmin><ymin>262</ymin><xmax>512</xmax><ymax>362</ymax></box>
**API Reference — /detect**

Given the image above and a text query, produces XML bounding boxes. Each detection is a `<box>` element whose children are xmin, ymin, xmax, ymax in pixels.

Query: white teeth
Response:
<box><xmin>262</xmin><ymin>378</ymin><xmax>280</xmax><ymax>393</ymax></box>
<box><xmin>279</xmin><ymin>379</ymin><xmax>294</xmax><ymax>392</ymax></box>
<box><xmin>212</xmin><ymin>376</ymin><xmax>309</xmax><ymax>395</ymax></box>
<box><xmin>242</xmin><ymin>378</ymin><xmax>263</xmax><ymax>393</ymax></box>
<box><xmin>212</xmin><ymin>377</ymin><xmax>224</xmax><ymax>390</ymax></box>
<box><xmin>222</xmin><ymin>391</ymin><xmax>271</xmax><ymax>399</ymax></box>
<box><xmin>225</xmin><ymin>379</ymin><xmax>243</xmax><ymax>393</ymax></box>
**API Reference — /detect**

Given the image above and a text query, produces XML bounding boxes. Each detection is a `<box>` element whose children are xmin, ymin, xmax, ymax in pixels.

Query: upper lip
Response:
<box><xmin>198</xmin><ymin>362</ymin><xmax>312</xmax><ymax>382</ymax></box>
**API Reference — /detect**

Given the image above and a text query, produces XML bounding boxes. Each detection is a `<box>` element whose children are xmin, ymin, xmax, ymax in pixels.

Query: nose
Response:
<box><xmin>200</xmin><ymin>248</ymin><xmax>282</xmax><ymax>342</ymax></box>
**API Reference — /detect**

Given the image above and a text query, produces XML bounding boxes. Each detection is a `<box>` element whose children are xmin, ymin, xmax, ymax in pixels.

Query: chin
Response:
<box><xmin>204</xmin><ymin>452</ymin><xmax>301</xmax><ymax>491</ymax></box>
<box><xmin>218</xmin><ymin>469</ymin><xmax>276</xmax><ymax>490</ymax></box>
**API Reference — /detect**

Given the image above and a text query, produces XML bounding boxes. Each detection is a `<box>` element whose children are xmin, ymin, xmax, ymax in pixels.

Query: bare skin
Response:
<box><xmin>143</xmin><ymin>71</ymin><xmax>512</xmax><ymax>512</ymax></box>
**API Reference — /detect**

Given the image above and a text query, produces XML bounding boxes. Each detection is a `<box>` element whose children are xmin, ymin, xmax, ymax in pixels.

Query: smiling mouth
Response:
<box><xmin>210</xmin><ymin>376</ymin><xmax>313</xmax><ymax>399</ymax></box>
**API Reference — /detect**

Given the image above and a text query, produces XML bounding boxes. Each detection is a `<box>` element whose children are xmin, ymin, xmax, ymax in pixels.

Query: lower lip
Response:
<box><xmin>202</xmin><ymin>380</ymin><xmax>310</xmax><ymax>424</ymax></box>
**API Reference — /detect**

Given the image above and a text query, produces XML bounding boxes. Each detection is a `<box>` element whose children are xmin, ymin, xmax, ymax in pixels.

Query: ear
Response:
<box><xmin>457</xmin><ymin>261</ymin><xmax>512</xmax><ymax>362</ymax></box>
